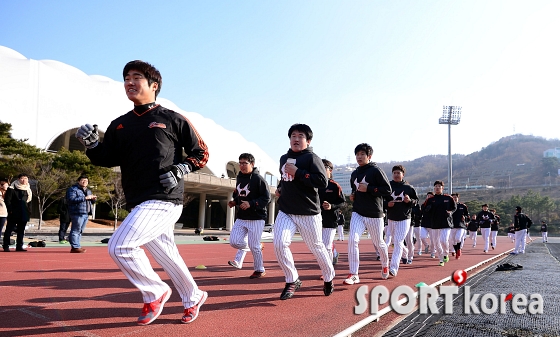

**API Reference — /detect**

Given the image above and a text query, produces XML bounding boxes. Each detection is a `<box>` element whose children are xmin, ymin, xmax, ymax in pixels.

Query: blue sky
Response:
<box><xmin>2</xmin><ymin>0</ymin><xmax>559</xmax><ymax>165</ymax></box>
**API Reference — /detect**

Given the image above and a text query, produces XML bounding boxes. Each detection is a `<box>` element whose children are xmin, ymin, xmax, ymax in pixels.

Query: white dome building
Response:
<box><xmin>0</xmin><ymin>45</ymin><xmax>279</xmax><ymax>229</ymax></box>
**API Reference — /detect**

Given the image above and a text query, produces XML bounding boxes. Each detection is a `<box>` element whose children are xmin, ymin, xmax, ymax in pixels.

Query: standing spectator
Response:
<box><xmin>66</xmin><ymin>175</ymin><xmax>96</xmax><ymax>253</ymax></box>
<box><xmin>77</xmin><ymin>60</ymin><xmax>209</xmax><ymax>325</ymax></box>
<box><xmin>424</xmin><ymin>180</ymin><xmax>456</xmax><ymax>266</ymax></box>
<box><xmin>227</xmin><ymin>153</ymin><xmax>271</xmax><ymax>279</ymax></box>
<box><xmin>540</xmin><ymin>220</ymin><xmax>548</xmax><ymax>243</ymax></box>
<box><xmin>2</xmin><ymin>174</ymin><xmax>32</xmax><ymax>252</ymax></box>
<box><xmin>57</xmin><ymin>196</ymin><xmax>70</xmax><ymax>244</ymax></box>
<box><xmin>490</xmin><ymin>209</ymin><xmax>500</xmax><ymax>250</ymax></box>
<box><xmin>476</xmin><ymin>204</ymin><xmax>495</xmax><ymax>253</ymax></box>
<box><xmin>273</xmin><ymin>123</ymin><xmax>335</xmax><ymax>299</ymax></box>
<box><xmin>384</xmin><ymin>164</ymin><xmax>418</xmax><ymax>276</ymax></box>
<box><xmin>512</xmin><ymin>206</ymin><xmax>532</xmax><ymax>254</ymax></box>
<box><xmin>0</xmin><ymin>179</ymin><xmax>8</xmax><ymax>237</ymax></box>
<box><xmin>450</xmin><ymin>193</ymin><xmax>469</xmax><ymax>259</ymax></box>
<box><xmin>318</xmin><ymin>159</ymin><xmax>345</xmax><ymax>266</ymax></box>
<box><xmin>467</xmin><ymin>214</ymin><xmax>479</xmax><ymax>246</ymax></box>
<box><xmin>344</xmin><ymin>143</ymin><xmax>392</xmax><ymax>284</ymax></box>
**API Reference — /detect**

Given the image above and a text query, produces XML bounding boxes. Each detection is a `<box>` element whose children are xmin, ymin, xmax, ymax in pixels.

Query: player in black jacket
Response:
<box><xmin>424</xmin><ymin>180</ymin><xmax>456</xmax><ymax>266</ymax></box>
<box><xmin>476</xmin><ymin>204</ymin><xmax>495</xmax><ymax>253</ymax></box>
<box><xmin>345</xmin><ymin>143</ymin><xmax>392</xmax><ymax>284</ymax></box>
<box><xmin>319</xmin><ymin>159</ymin><xmax>345</xmax><ymax>266</ymax></box>
<box><xmin>467</xmin><ymin>214</ymin><xmax>479</xmax><ymax>246</ymax></box>
<box><xmin>490</xmin><ymin>209</ymin><xmax>500</xmax><ymax>250</ymax></box>
<box><xmin>420</xmin><ymin>192</ymin><xmax>435</xmax><ymax>257</ymax></box>
<box><xmin>450</xmin><ymin>193</ymin><xmax>469</xmax><ymax>259</ymax></box>
<box><xmin>227</xmin><ymin>153</ymin><xmax>271</xmax><ymax>279</ymax></box>
<box><xmin>384</xmin><ymin>165</ymin><xmax>418</xmax><ymax>276</ymax></box>
<box><xmin>512</xmin><ymin>206</ymin><xmax>532</xmax><ymax>254</ymax></box>
<box><xmin>273</xmin><ymin>124</ymin><xmax>334</xmax><ymax>300</ymax></box>
<box><xmin>540</xmin><ymin>220</ymin><xmax>548</xmax><ymax>243</ymax></box>
<box><xmin>76</xmin><ymin>60</ymin><xmax>209</xmax><ymax>325</ymax></box>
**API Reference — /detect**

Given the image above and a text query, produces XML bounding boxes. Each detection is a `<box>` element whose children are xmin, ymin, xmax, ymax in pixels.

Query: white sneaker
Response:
<box><xmin>343</xmin><ymin>274</ymin><xmax>360</xmax><ymax>285</ymax></box>
<box><xmin>227</xmin><ymin>260</ymin><xmax>241</xmax><ymax>269</ymax></box>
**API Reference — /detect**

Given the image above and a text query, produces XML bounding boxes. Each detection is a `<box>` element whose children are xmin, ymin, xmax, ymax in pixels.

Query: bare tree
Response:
<box><xmin>105</xmin><ymin>171</ymin><xmax>126</xmax><ymax>230</ymax></box>
<box><xmin>26</xmin><ymin>159</ymin><xmax>74</xmax><ymax>230</ymax></box>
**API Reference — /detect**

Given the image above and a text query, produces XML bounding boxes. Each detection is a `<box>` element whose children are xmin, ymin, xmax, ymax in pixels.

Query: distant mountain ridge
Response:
<box><xmin>375</xmin><ymin>134</ymin><xmax>560</xmax><ymax>190</ymax></box>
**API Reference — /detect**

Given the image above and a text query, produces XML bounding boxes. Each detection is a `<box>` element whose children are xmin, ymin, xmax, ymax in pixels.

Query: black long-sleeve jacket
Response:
<box><xmin>232</xmin><ymin>168</ymin><xmax>270</xmax><ymax>221</ymax></box>
<box><xmin>319</xmin><ymin>179</ymin><xmax>345</xmax><ymax>228</ymax></box>
<box><xmin>514</xmin><ymin>212</ymin><xmax>532</xmax><ymax>231</ymax></box>
<box><xmin>277</xmin><ymin>147</ymin><xmax>327</xmax><ymax>215</ymax></box>
<box><xmin>491</xmin><ymin>214</ymin><xmax>501</xmax><ymax>231</ymax></box>
<box><xmin>384</xmin><ymin>180</ymin><xmax>418</xmax><ymax>221</ymax></box>
<box><xmin>452</xmin><ymin>203</ymin><xmax>469</xmax><ymax>229</ymax></box>
<box><xmin>350</xmin><ymin>162</ymin><xmax>392</xmax><ymax>218</ymax></box>
<box><xmin>424</xmin><ymin>193</ymin><xmax>457</xmax><ymax>229</ymax></box>
<box><xmin>86</xmin><ymin>104</ymin><xmax>209</xmax><ymax>209</ymax></box>
<box><xmin>421</xmin><ymin>203</ymin><xmax>432</xmax><ymax>229</ymax></box>
<box><xmin>476</xmin><ymin>210</ymin><xmax>495</xmax><ymax>229</ymax></box>
<box><xmin>411</xmin><ymin>204</ymin><xmax>422</xmax><ymax>227</ymax></box>
<box><xmin>467</xmin><ymin>219</ymin><xmax>479</xmax><ymax>232</ymax></box>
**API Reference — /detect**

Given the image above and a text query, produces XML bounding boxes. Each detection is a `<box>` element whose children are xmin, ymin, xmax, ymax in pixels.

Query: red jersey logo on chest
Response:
<box><xmin>148</xmin><ymin>122</ymin><xmax>166</xmax><ymax>129</ymax></box>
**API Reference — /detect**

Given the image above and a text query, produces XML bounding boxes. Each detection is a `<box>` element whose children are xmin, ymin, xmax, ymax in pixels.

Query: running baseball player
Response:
<box><xmin>467</xmin><ymin>214</ymin><xmax>479</xmax><ymax>246</ymax></box>
<box><xmin>384</xmin><ymin>165</ymin><xmax>418</xmax><ymax>276</ymax></box>
<box><xmin>450</xmin><ymin>193</ymin><xmax>468</xmax><ymax>259</ymax></box>
<box><xmin>512</xmin><ymin>206</ymin><xmax>532</xmax><ymax>254</ymax></box>
<box><xmin>227</xmin><ymin>153</ymin><xmax>271</xmax><ymax>279</ymax></box>
<box><xmin>423</xmin><ymin>181</ymin><xmax>456</xmax><ymax>266</ymax></box>
<box><xmin>319</xmin><ymin>159</ymin><xmax>345</xmax><ymax>266</ymax></box>
<box><xmin>344</xmin><ymin>143</ymin><xmax>392</xmax><ymax>284</ymax></box>
<box><xmin>76</xmin><ymin>60</ymin><xmax>208</xmax><ymax>325</ymax></box>
<box><xmin>476</xmin><ymin>204</ymin><xmax>495</xmax><ymax>253</ymax></box>
<box><xmin>490</xmin><ymin>209</ymin><xmax>500</xmax><ymax>250</ymax></box>
<box><xmin>273</xmin><ymin>124</ymin><xmax>335</xmax><ymax>300</ymax></box>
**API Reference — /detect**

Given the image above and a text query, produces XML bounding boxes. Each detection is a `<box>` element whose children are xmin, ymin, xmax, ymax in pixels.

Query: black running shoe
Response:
<box><xmin>280</xmin><ymin>279</ymin><xmax>302</xmax><ymax>300</ymax></box>
<box><xmin>323</xmin><ymin>281</ymin><xmax>334</xmax><ymax>296</ymax></box>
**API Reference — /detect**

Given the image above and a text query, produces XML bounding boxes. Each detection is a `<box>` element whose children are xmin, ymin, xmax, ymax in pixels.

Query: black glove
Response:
<box><xmin>76</xmin><ymin>124</ymin><xmax>99</xmax><ymax>149</ymax></box>
<box><xmin>159</xmin><ymin>164</ymin><xmax>190</xmax><ymax>190</ymax></box>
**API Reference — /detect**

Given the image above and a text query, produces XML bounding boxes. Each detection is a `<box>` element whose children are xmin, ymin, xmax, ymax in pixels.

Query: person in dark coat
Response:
<box><xmin>2</xmin><ymin>174</ymin><xmax>33</xmax><ymax>252</ymax></box>
<box><xmin>58</xmin><ymin>197</ymin><xmax>71</xmax><ymax>244</ymax></box>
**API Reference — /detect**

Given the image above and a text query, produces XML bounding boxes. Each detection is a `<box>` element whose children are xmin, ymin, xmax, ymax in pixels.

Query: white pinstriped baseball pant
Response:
<box><xmin>450</xmin><ymin>228</ymin><xmax>466</xmax><ymax>249</ymax></box>
<box><xmin>480</xmin><ymin>228</ymin><xmax>491</xmax><ymax>251</ymax></box>
<box><xmin>273</xmin><ymin>211</ymin><xmax>335</xmax><ymax>283</ymax></box>
<box><xmin>348</xmin><ymin>212</ymin><xmax>388</xmax><ymax>275</ymax></box>
<box><xmin>491</xmin><ymin>230</ymin><xmax>498</xmax><ymax>248</ymax></box>
<box><xmin>388</xmin><ymin>219</ymin><xmax>410</xmax><ymax>272</ymax></box>
<box><xmin>337</xmin><ymin>225</ymin><xmax>345</xmax><ymax>241</ymax></box>
<box><xmin>108</xmin><ymin>200</ymin><xmax>204</xmax><ymax>308</ymax></box>
<box><xmin>229</xmin><ymin>219</ymin><xmax>265</xmax><ymax>272</ymax></box>
<box><xmin>322</xmin><ymin>228</ymin><xmax>336</xmax><ymax>262</ymax></box>
<box><xmin>433</xmin><ymin>228</ymin><xmax>451</xmax><ymax>261</ymax></box>
<box><xmin>415</xmin><ymin>227</ymin><xmax>430</xmax><ymax>253</ymax></box>
<box><xmin>404</xmin><ymin>225</ymin><xmax>414</xmax><ymax>260</ymax></box>
<box><xmin>429</xmin><ymin>228</ymin><xmax>438</xmax><ymax>254</ymax></box>
<box><xmin>469</xmin><ymin>230</ymin><xmax>477</xmax><ymax>245</ymax></box>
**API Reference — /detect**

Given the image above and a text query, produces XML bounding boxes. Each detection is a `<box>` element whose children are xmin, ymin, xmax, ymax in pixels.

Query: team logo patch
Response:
<box><xmin>148</xmin><ymin>122</ymin><xmax>167</xmax><ymax>129</ymax></box>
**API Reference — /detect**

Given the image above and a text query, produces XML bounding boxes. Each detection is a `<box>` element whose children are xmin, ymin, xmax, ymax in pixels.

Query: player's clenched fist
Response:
<box><xmin>75</xmin><ymin>124</ymin><xmax>99</xmax><ymax>149</ymax></box>
<box><xmin>159</xmin><ymin>163</ymin><xmax>190</xmax><ymax>190</ymax></box>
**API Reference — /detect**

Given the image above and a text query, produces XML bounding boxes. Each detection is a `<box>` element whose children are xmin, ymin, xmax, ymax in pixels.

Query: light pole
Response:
<box><xmin>439</xmin><ymin>105</ymin><xmax>462</xmax><ymax>194</ymax></box>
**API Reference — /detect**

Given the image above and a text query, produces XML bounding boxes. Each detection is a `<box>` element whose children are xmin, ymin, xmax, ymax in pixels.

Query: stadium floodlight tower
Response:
<box><xmin>439</xmin><ymin>105</ymin><xmax>462</xmax><ymax>194</ymax></box>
